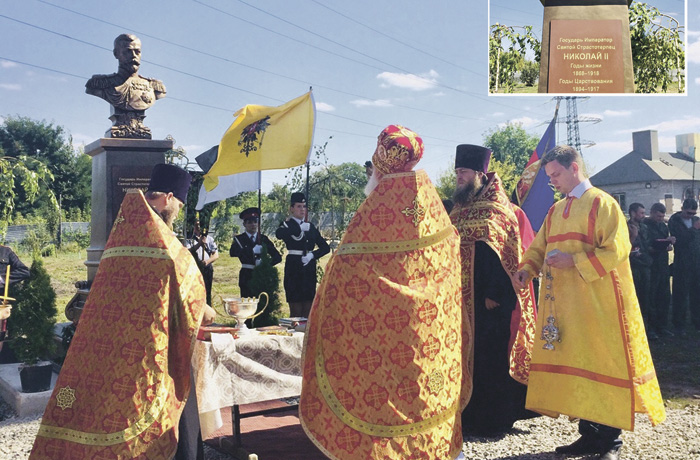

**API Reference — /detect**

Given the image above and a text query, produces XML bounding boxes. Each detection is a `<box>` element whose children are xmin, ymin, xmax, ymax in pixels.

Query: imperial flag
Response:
<box><xmin>203</xmin><ymin>91</ymin><xmax>316</xmax><ymax>192</ymax></box>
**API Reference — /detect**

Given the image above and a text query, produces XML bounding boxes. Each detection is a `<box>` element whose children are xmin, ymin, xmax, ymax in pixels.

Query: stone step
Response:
<box><xmin>0</xmin><ymin>363</ymin><xmax>57</xmax><ymax>418</ymax></box>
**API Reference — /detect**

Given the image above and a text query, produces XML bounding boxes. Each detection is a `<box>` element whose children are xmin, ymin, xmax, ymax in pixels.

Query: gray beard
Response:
<box><xmin>364</xmin><ymin>171</ymin><xmax>381</xmax><ymax>196</ymax></box>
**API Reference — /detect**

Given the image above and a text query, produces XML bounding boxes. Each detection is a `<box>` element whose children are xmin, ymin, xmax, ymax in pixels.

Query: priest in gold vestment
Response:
<box><xmin>514</xmin><ymin>146</ymin><xmax>665</xmax><ymax>460</ymax></box>
<box><xmin>300</xmin><ymin>125</ymin><xmax>469</xmax><ymax>459</ymax></box>
<box><xmin>30</xmin><ymin>165</ymin><xmax>210</xmax><ymax>459</ymax></box>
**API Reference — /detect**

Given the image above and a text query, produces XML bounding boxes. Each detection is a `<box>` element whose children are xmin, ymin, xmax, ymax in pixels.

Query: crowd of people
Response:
<box><xmin>0</xmin><ymin>126</ymin><xmax>678</xmax><ymax>460</ymax></box>
<box><xmin>627</xmin><ymin>198</ymin><xmax>700</xmax><ymax>340</ymax></box>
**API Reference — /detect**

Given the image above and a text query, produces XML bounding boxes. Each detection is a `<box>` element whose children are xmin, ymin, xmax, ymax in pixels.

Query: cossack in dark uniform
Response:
<box><xmin>230</xmin><ymin>207</ymin><xmax>281</xmax><ymax>297</ymax></box>
<box><xmin>276</xmin><ymin>193</ymin><xmax>330</xmax><ymax>316</ymax></box>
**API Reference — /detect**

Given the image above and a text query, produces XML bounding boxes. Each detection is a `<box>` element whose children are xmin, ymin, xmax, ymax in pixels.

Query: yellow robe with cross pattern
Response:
<box><xmin>519</xmin><ymin>187</ymin><xmax>665</xmax><ymax>431</ymax></box>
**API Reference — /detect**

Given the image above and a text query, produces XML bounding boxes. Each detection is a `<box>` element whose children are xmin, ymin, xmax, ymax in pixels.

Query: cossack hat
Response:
<box><xmin>455</xmin><ymin>144</ymin><xmax>492</xmax><ymax>173</ymax></box>
<box><xmin>147</xmin><ymin>163</ymin><xmax>192</xmax><ymax>203</ymax></box>
<box><xmin>371</xmin><ymin>125</ymin><xmax>424</xmax><ymax>175</ymax></box>
<box><xmin>290</xmin><ymin>192</ymin><xmax>306</xmax><ymax>205</ymax></box>
<box><xmin>240</xmin><ymin>207</ymin><xmax>261</xmax><ymax>222</ymax></box>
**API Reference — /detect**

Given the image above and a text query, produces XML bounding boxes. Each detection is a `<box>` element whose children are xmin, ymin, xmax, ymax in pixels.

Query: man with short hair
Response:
<box><xmin>31</xmin><ymin>163</ymin><xmax>215</xmax><ymax>460</ymax></box>
<box><xmin>643</xmin><ymin>203</ymin><xmax>675</xmax><ymax>337</ymax></box>
<box><xmin>186</xmin><ymin>218</ymin><xmax>218</xmax><ymax>306</ymax></box>
<box><xmin>276</xmin><ymin>193</ymin><xmax>329</xmax><ymax>318</ymax></box>
<box><xmin>301</xmin><ymin>125</ymin><xmax>468</xmax><ymax>459</ymax></box>
<box><xmin>514</xmin><ymin>145</ymin><xmax>665</xmax><ymax>460</ymax></box>
<box><xmin>668</xmin><ymin>198</ymin><xmax>700</xmax><ymax>335</ymax></box>
<box><xmin>85</xmin><ymin>34</ymin><xmax>166</xmax><ymax>138</ymax></box>
<box><xmin>230</xmin><ymin>207</ymin><xmax>281</xmax><ymax>297</ymax></box>
<box><xmin>627</xmin><ymin>203</ymin><xmax>654</xmax><ymax>339</ymax></box>
<box><xmin>451</xmin><ymin>144</ymin><xmax>537</xmax><ymax>436</ymax></box>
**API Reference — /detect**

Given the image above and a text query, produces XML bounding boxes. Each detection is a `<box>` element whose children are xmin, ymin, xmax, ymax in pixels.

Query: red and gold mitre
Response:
<box><xmin>30</xmin><ymin>191</ymin><xmax>206</xmax><ymax>460</ymax></box>
<box><xmin>371</xmin><ymin>124</ymin><xmax>424</xmax><ymax>175</ymax></box>
<box><xmin>300</xmin><ymin>169</ymin><xmax>469</xmax><ymax>460</ymax></box>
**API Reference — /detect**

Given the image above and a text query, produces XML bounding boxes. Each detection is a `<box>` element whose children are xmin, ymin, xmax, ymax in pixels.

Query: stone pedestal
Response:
<box><xmin>538</xmin><ymin>0</ymin><xmax>634</xmax><ymax>93</ymax></box>
<box><xmin>84</xmin><ymin>138</ymin><xmax>173</xmax><ymax>282</ymax></box>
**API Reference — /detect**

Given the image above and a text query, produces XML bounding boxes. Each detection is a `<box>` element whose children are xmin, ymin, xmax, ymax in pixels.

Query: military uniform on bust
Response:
<box><xmin>275</xmin><ymin>193</ymin><xmax>330</xmax><ymax>318</ymax></box>
<box><xmin>230</xmin><ymin>207</ymin><xmax>281</xmax><ymax>298</ymax></box>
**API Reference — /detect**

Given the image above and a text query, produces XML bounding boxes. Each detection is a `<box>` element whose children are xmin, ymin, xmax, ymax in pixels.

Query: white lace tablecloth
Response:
<box><xmin>192</xmin><ymin>331</ymin><xmax>304</xmax><ymax>437</ymax></box>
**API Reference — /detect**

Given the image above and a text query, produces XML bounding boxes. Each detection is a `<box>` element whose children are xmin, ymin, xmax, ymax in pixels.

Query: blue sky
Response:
<box><xmin>0</xmin><ymin>0</ymin><xmax>697</xmax><ymax>192</ymax></box>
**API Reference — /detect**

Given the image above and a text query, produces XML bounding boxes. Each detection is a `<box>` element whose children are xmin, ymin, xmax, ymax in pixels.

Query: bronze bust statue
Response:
<box><xmin>86</xmin><ymin>34</ymin><xmax>166</xmax><ymax>139</ymax></box>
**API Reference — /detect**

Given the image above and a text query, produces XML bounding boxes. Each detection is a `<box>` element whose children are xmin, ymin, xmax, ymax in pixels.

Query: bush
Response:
<box><xmin>520</xmin><ymin>60</ymin><xmax>539</xmax><ymax>86</ymax></box>
<box><xmin>247</xmin><ymin>246</ymin><xmax>283</xmax><ymax>327</ymax></box>
<box><xmin>20</xmin><ymin>226</ymin><xmax>53</xmax><ymax>258</ymax></box>
<box><xmin>62</xmin><ymin>228</ymin><xmax>90</xmax><ymax>249</ymax></box>
<box><xmin>9</xmin><ymin>258</ymin><xmax>58</xmax><ymax>365</ymax></box>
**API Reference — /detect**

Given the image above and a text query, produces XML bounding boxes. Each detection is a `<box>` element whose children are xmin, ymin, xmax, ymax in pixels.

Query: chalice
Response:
<box><xmin>221</xmin><ymin>292</ymin><xmax>269</xmax><ymax>335</ymax></box>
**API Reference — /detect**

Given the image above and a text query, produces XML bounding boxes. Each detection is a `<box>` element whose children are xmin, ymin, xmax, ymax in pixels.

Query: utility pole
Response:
<box><xmin>554</xmin><ymin>96</ymin><xmax>601</xmax><ymax>153</ymax></box>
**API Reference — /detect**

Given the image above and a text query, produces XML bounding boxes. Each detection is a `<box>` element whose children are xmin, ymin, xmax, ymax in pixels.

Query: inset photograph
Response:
<box><xmin>489</xmin><ymin>0</ymin><xmax>686</xmax><ymax>94</ymax></box>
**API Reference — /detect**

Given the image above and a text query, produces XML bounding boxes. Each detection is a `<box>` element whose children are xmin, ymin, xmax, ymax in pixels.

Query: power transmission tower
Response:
<box><xmin>554</xmin><ymin>96</ymin><xmax>601</xmax><ymax>153</ymax></box>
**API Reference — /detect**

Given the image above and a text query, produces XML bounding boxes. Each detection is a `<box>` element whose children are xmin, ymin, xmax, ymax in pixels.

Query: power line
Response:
<box><xmin>0</xmin><ymin>56</ymin><xmax>463</xmax><ymax>145</ymax></box>
<box><xmin>0</xmin><ymin>9</ymin><xmax>504</xmax><ymax>120</ymax></box>
<box><xmin>191</xmin><ymin>0</ymin><xmax>505</xmax><ymax>103</ymax></box>
<box><xmin>312</xmin><ymin>0</ymin><xmax>481</xmax><ymax>75</ymax></box>
<box><xmin>32</xmin><ymin>0</ymin><xmax>552</xmax><ymax>118</ymax></box>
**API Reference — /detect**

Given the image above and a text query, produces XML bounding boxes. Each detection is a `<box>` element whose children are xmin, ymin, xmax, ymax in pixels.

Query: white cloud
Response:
<box><xmin>0</xmin><ymin>60</ymin><xmax>17</xmax><ymax>68</ymax></box>
<box><xmin>579</xmin><ymin>112</ymin><xmax>603</xmax><ymax>120</ymax></box>
<box><xmin>350</xmin><ymin>99</ymin><xmax>393</xmax><ymax>108</ymax></box>
<box><xmin>432</xmin><ymin>91</ymin><xmax>446</xmax><ymax>97</ymax></box>
<box><xmin>0</xmin><ymin>83</ymin><xmax>21</xmax><ymax>91</ymax></box>
<box><xmin>688</xmin><ymin>38</ymin><xmax>700</xmax><ymax>64</ymax></box>
<box><xmin>590</xmin><ymin>140</ymin><xmax>632</xmax><ymax>151</ymax></box>
<box><xmin>688</xmin><ymin>30</ymin><xmax>700</xmax><ymax>38</ymax></box>
<box><xmin>491</xmin><ymin>112</ymin><xmax>504</xmax><ymax>117</ymax></box>
<box><xmin>499</xmin><ymin>116</ymin><xmax>539</xmax><ymax>129</ymax></box>
<box><xmin>376</xmin><ymin>69</ymin><xmax>439</xmax><ymax>91</ymax></box>
<box><xmin>695</xmin><ymin>77</ymin><xmax>700</xmax><ymax>86</ymax></box>
<box><xmin>624</xmin><ymin>116</ymin><xmax>700</xmax><ymax>134</ymax></box>
<box><xmin>182</xmin><ymin>144</ymin><xmax>204</xmax><ymax>154</ymax></box>
<box><xmin>315</xmin><ymin>102</ymin><xmax>335</xmax><ymax>112</ymax></box>
<box><xmin>602</xmin><ymin>109</ymin><xmax>632</xmax><ymax>117</ymax></box>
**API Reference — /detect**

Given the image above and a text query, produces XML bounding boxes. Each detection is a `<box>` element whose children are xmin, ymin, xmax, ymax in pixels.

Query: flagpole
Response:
<box><xmin>305</xmin><ymin>161</ymin><xmax>310</xmax><ymax>223</ymax></box>
<box><xmin>258</xmin><ymin>171</ymin><xmax>262</xmax><ymax>244</ymax></box>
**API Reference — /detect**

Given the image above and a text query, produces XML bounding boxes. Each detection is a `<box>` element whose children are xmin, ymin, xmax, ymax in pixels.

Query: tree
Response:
<box><xmin>629</xmin><ymin>1</ymin><xmax>685</xmax><ymax>93</ymax></box>
<box><xmin>489</xmin><ymin>24</ymin><xmax>540</xmax><ymax>93</ymax></box>
<box><xmin>0</xmin><ymin>116</ymin><xmax>90</xmax><ymax>220</ymax></box>
<box><xmin>520</xmin><ymin>60</ymin><xmax>539</xmax><ymax>86</ymax></box>
<box><xmin>0</xmin><ymin>155</ymin><xmax>55</xmax><ymax>239</ymax></box>
<box><xmin>9</xmin><ymin>258</ymin><xmax>58</xmax><ymax>365</ymax></box>
<box><xmin>483</xmin><ymin>122</ymin><xmax>540</xmax><ymax>173</ymax></box>
<box><xmin>284</xmin><ymin>137</ymin><xmax>366</xmax><ymax>240</ymax></box>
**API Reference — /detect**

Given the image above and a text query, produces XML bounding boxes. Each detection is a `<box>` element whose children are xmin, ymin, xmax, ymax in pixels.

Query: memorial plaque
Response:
<box><xmin>547</xmin><ymin>19</ymin><xmax>624</xmax><ymax>93</ymax></box>
<box><xmin>110</xmin><ymin>166</ymin><xmax>153</xmax><ymax>223</ymax></box>
<box><xmin>537</xmin><ymin>0</ymin><xmax>634</xmax><ymax>93</ymax></box>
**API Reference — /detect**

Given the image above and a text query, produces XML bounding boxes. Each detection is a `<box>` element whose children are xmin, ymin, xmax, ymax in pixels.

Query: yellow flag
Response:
<box><xmin>203</xmin><ymin>91</ymin><xmax>316</xmax><ymax>191</ymax></box>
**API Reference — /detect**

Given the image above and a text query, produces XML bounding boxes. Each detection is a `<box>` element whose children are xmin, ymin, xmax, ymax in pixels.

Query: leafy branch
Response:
<box><xmin>629</xmin><ymin>2</ymin><xmax>685</xmax><ymax>93</ymax></box>
<box><xmin>489</xmin><ymin>23</ymin><xmax>541</xmax><ymax>93</ymax></box>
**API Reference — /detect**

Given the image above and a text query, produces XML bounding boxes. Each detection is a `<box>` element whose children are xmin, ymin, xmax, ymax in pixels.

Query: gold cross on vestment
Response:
<box><xmin>401</xmin><ymin>198</ymin><xmax>426</xmax><ymax>226</ymax></box>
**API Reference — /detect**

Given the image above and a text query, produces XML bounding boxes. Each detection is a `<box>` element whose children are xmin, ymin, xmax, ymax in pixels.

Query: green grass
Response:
<box><xmin>16</xmin><ymin>247</ymin><xmax>333</xmax><ymax>325</ymax></box>
<box><xmin>15</xmin><ymin>247</ymin><xmax>700</xmax><ymax>407</ymax></box>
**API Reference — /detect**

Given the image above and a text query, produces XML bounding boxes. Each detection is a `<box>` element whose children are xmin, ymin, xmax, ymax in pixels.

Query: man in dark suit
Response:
<box><xmin>275</xmin><ymin>193</ymin><xmax>330</xmax><ymax>318</ymax></box>
<box><xmin>230</xmin><ymin>207</ymin><xmax>281</xmax><ymax>297</ymax></box>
